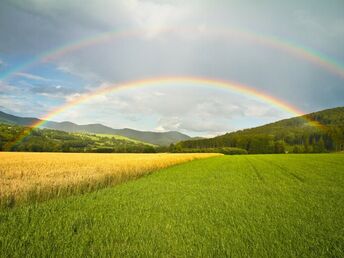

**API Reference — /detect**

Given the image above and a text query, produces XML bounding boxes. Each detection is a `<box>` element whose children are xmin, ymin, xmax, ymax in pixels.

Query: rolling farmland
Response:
<box><xmin>0</xmin><ymin>152</ymin><xmax>220</xmax><ymax>207</ymax></box>
<box><xmin>0</xmin><ymin>154</ymin><xmax>343</xmax><ymax>257</ymax></box>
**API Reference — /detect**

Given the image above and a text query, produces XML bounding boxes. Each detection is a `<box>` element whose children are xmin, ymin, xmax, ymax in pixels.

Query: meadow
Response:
<box><xmin>0</xmin><ymin>152</ymin><xmax>219</xmax><ymax>207</ymax></box>
<box><xmin>0</xmin><ymin>154</ymin><xmax>343</xmax><ymax>257</ymax></box>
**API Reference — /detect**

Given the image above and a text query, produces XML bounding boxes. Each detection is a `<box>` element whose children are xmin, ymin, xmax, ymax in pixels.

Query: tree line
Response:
<box><xmin>177</xmin><ymin>108</ymin><xmax>344</xmax><ymax>154</ymax></box>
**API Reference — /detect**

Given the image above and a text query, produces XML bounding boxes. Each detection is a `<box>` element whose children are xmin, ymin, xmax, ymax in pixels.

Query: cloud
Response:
<box><xmin>0</xmin><ymin>96</ymin><xmax>28</xmax><ymax>113</ymax></box>
<box><xmin>14</xmin><ymin>72</ymin><xmax>51</xmax><ymax>81</ymax></box>
<box><xmin>0</xmin><ymin>59</ymin><xmax>5</xmax><ymax>68</ymax></box>
<box><xmin>0</xmin><ymin>0</ymin><xmax>343</xmax><ymax>135</ymax></box>
<box><xmin>120</xmin><ymin>0</ymin><xmax>194</xmax><ymax>37</ymax></box>
<box><xmin>49</xmin><ymin>84</ymin><xmax>286</xmax><ymax>135</ymax></box>
<box><xmin>30</xmin><ymin>84</ymin><xmax>82</xmax><ymax>98</ymax></box>
<box><xmin>0</xmin><ymin>94</ymin><xmax>48</xmax><ymax>116</ymax></box>
<box><xmin>156</xmin><ymin>115</ymin><xmax>234</xmax><ymax>134</ymax></box>
<box><xmin>0</xmin><ymin>81</ymin><xmax>22</xmax><ymax>94</ymax></box>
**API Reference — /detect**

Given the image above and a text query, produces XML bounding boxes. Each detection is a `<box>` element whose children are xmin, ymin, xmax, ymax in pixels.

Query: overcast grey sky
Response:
<box><xmin>0</xmin><ymin>0</ymin><xmax>343</xmax><ymax>136</ymax></box>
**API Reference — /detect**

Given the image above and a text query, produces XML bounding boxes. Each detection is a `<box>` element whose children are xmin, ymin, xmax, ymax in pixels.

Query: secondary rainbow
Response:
<box><xmin>1</xmin><ymin>26</ymin><xmax>344</xmax><ymax>82</ymax></box>
<box><xmin>5</xmin><ymin>76</ymin><xmax>324</xmax><ymax>149</ymax></box>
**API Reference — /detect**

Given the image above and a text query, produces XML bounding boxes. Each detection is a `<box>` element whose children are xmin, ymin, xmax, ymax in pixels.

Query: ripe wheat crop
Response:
<box><xmin>0</xmin><ymin>152</ymin><xmax>220</xmax><ymax>207</ymax></box>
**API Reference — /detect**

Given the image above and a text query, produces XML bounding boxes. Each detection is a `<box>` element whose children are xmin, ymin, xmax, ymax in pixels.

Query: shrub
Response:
<box><xmin>218</xmin><ymin>147</ymin><xmax>248</xmax><ymax>155</ymax></box>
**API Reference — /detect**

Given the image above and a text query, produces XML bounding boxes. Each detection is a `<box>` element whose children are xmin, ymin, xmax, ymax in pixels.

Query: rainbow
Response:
<box><xmin>1</xmin><ymin>26</ymin><xmax>344</xmax><ymax>82</ymax></box>
<box><xmin>216</xmin><ymin>27</ymin><xmax>344</xmax><ymax>79</ymax></box>
<box><xmin>5</xmin><ymin>76</ymin><xmax>324</xmax><ymax>149</ymax></box>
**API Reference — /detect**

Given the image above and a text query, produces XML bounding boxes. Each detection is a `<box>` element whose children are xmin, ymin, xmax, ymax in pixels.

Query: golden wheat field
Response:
<box><xmin>0</xmin><ymin>152</ymin><xmax>220</xmax><ymax>207</ymax></box>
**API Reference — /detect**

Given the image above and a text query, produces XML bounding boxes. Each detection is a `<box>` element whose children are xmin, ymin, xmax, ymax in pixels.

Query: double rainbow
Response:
<box><xmin>1</xmin><ymin>26</ymin><xmax>334</xmax><ymax>148</ymax></box>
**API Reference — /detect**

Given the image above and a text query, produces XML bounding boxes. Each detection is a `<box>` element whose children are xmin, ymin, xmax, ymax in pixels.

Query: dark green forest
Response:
<box><xmin>177</xmin><ymin>107</ymin><xmax>344</xmax><ymax>154</ymax></box>
<box><xmin>0</xmin><ymin>124</ymin><xmax>156</xmax><ymax>153</ymax></box>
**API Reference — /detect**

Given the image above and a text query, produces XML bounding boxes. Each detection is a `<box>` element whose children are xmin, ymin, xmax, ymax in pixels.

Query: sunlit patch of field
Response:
<box><xmin>0</xmin><ymin>152</ymin><xmax>220</xmax><ymax>207</ymax></box>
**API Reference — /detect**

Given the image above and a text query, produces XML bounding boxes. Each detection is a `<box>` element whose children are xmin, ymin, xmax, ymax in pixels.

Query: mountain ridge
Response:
<box><xmin>0</xmin><ymin>110</ymin><xmax>191</xmax><ymax>146</ymax></box>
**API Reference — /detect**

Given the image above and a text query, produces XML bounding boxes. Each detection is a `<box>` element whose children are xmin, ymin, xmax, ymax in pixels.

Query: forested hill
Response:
<box><xmin>0</xmin><ymin>111</ymin><xmax>191</xmax><ymax>146</ymax></box>
<box><xmin>177</xmin><ymin>107</ymin><xmax>344</xmax><ymax>154</ymax></box>
<box><xmin>0</xmin><ymin>123</ymin><xmax>156</xmax><ymax>153</ymax></box>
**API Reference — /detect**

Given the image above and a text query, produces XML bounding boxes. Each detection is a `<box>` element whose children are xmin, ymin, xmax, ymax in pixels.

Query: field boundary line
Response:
<box><xmin>244</xmin><ymin>156</ymin><xmax>264</xmax><ymax>182</ymax></box>
<box><xmin>259</xmin><ymin>157</ymin><xmax>305</xmax><ymax>183</ymax></box>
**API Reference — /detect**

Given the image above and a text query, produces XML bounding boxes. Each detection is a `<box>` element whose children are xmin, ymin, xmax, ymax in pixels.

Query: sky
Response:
<box><xmin>0</xmin><ymin>0</ymin><xmax>343</xmax><ymax>136</ymax></box>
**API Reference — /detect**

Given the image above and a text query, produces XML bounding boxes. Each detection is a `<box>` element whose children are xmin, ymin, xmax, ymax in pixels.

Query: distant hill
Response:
<box><xmin>0</xmin><ymin>111</ymin><xmax>191</xmax><ymax>146</ymax></box>
<box><xmin>178</xmin><ymin>107</ymin><xmax>344</xmax><ymax>153</ymax></box>
<box><xmin>0</xmin><ymin>123</ymin><xmax>156</xmax><ymax>153</ymax></box>
<box><xmin>0</xmin><ymin>111</ymin><xmax>39</xmax><ymax>126</ymax></box>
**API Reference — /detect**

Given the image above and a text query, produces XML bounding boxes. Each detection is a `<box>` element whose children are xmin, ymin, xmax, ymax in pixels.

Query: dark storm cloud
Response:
<box><xmin>0</xmin><ymin>0</ymin><xmax>343</xmax><ymax>134</ymax></box>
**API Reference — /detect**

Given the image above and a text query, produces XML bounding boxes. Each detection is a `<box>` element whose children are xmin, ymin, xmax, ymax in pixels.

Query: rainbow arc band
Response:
<box><xmin>5</xmin><ymin>77</ymin><xmax>325</xmax><ymax>149</ymax></box>
<box><xmin>1</xmin><ymin>26</ymin><xmax>344</xmax><ymax>81</ymax></box>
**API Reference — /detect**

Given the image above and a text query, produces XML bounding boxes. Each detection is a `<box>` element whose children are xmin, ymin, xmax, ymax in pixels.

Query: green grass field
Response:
<box><xmin>0</xmin><ymin>154</ymin><xmax>343</xmax><ymax>257</ymax></box>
